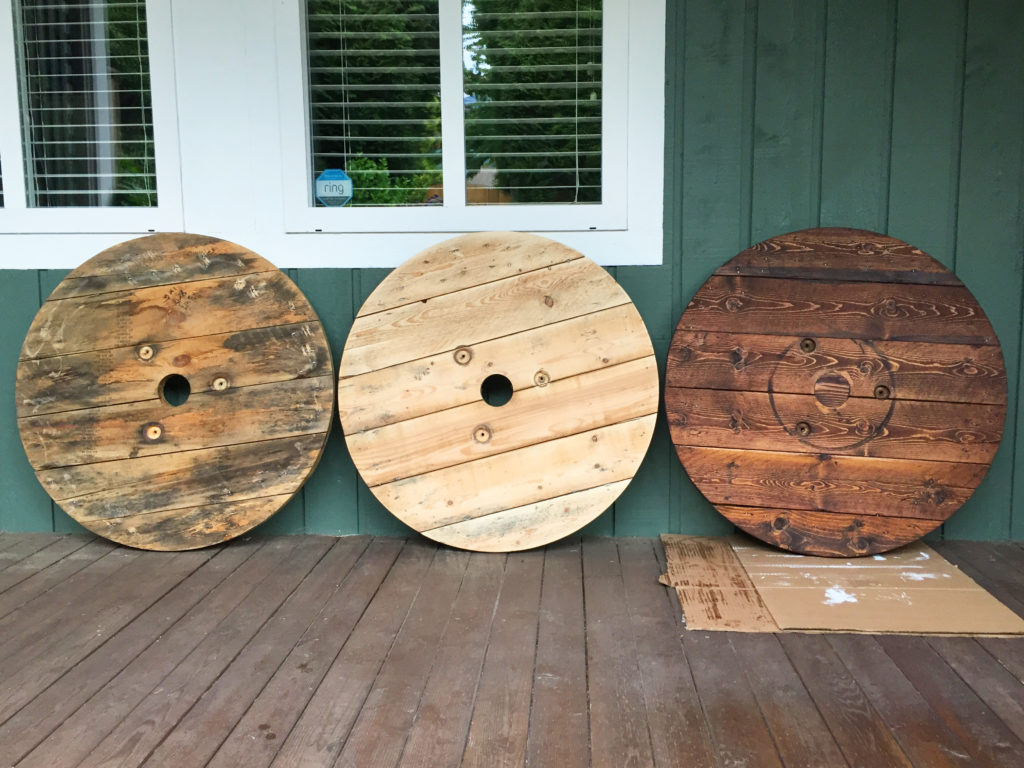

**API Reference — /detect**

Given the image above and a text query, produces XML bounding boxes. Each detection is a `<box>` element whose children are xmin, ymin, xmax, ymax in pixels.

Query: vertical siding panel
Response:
<box><xmin>887</xmin><ymin>0</ymin><xmax>966</xmax><ymax>265</ymax></box>
<box><xmin>819</xmin><ymin>0</ymin><xmax>897</xmax><ymax>230</ymax></box>
<box><xmin>674</xmin><ymin>0</ymin><xmax>754</xmax><ymax>535</ymax></box>
<box><xmin>945</xmin><ymin>0</ymin><xmax>1024</xmax><ymax>540</ymax></box>
<box><xmin>1</xmin><ymin>271</ymin><xmax>53</xmax><ymax>532</ymax></box>
<box><xmin>750</xmin><ymin>0</ymin><xmax>826</xmax><ymax>240</ymax></box>
<box><xmin>291</xmin><ymin>268</ymin><xmax>360</xmax><ymax>535</ymax></box>
<box><xmin>36</xmin><ymin>270</ymin><xmax>89</xmax><ymax>534</ymax></box>
<box><xmin>353</xmin><ymin>268</ymin><xmax>415</xmax><ymax>535</ymax></box>
<box><xmin>252</xmin><ymin>267</ymin><xmax>308</xmax><ymax>534</ymax></box>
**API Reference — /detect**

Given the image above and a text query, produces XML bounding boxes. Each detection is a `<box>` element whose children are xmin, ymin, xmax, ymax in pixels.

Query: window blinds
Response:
<box><xmin>14</xmin><ymin>0</ymin><xmax>157</xmax><ymax>207</ymax></box>
<box><xmin>306</xmin><ymin>0</ymin><xmax>443</xmax><ymax>207</ymax></box>
<box><xmin>463</xmin><ymin>0</ymin><xmax>602</xmax><ymax>205</ymax></box>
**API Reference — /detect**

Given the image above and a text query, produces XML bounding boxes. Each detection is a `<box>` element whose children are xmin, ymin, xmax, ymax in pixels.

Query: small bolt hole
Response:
<box><xmin>795</xmin><ymin>421</ymin><xmax>812</xmax><ymax>437</ymax></box>
<box><xmin>159</xmin><ymin>373</ymin><xmax>191</xmax><ymax>407</ymax></box>
<box><xmin>480</xmin><ymin>374</ymin><xmax>513</xmax><ymax>407</ymax></box>
<box><xmin>799</xmin><ymin>338</ymin><xmax>816</xmax><ymax>354</ymax></box>
<box><xmin>874</xmin><ymin>384</ymin><xmax>891</xmax><ymax>400</ymax></box>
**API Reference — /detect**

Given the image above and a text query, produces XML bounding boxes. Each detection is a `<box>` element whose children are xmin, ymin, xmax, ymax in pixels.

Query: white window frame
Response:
<box><xmin>0</xmin><ymin>0</ymin><xmax>183</xmax><ymax>234</ymax></box>
<box><xmin>276</xmin><ymin>0</ymin><xmax>664</xmax><ymax>265</ymax></box>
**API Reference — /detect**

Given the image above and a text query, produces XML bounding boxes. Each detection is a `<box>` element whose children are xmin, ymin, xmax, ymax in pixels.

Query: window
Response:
<box><xmin>0</xmin><ymin>0</ymin><xmax>181</xmax><ymax>233</ymax></box>
<box><xmin>278</xmin><ymin>0</ymin><xmax>665</xmax><ymax>264</ymax></box>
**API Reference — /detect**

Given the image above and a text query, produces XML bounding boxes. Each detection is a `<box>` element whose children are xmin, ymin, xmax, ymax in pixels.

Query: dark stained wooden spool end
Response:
<box><xmin>665</xmin><ymin>227</ymin><xmax>1008</xmax><ymax>556</ymax></box>
<box><xmin>338</xmin><ymin>232</ymin><xmax>659</xmax><ymax>552</ymax></box>
<box><xmin>16</xmin><ymin>233</ymin><xmax>334</xmax><ymax>551</ymax></box>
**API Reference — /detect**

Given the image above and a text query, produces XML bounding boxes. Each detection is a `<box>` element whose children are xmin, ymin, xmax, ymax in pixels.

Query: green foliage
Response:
<box><xmin>346</xmin><ymin>155</ymin><xmax>442</xmax><ymax>206</ymax></box>
<box><xmin>464</xmin><ymin>0</ymin><xmax>603</xmax><ymax>203</ymax></box>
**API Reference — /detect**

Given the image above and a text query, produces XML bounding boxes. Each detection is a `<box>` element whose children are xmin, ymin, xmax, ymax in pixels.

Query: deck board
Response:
<box><xmin>0</xmin><ymin>531</ymin><xmax>1023</xmax><ymax>768</ymax></box>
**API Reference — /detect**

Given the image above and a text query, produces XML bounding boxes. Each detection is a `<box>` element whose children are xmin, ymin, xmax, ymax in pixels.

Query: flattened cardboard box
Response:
<box><xmin>660</xmin><ymin>534</ymin><xmax>1024</xmax><ymax>635</ymax></box>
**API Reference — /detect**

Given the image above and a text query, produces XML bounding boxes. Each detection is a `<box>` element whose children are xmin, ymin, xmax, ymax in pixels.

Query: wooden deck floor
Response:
<box><xmin>1</xmin><ymin>533</ymin><xmax>1023</xmax><ymax>767</ymax></box>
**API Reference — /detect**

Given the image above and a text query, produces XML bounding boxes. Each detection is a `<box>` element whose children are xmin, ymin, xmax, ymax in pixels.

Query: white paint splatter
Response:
<box><xmin>915</xmin><ymin>551</ymin><xmax>931</xmax><ymax>561</ymax></box>
<box><xmin>873</xmin><ymin>555</ymin><xmax>886</xmax><ymax>561</ymax></box>
<box><xmin>824</xmin><ymin>586</ymin><xmax>858</xmax><ymax>605</ymax></box>
<box><xmin>903</xmin><ymin>572</ymin><xmax>938</xmax><ymax>582</ymax></box>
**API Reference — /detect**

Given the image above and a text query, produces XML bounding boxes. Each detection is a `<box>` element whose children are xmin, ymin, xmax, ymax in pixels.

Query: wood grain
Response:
<box><xmin>667</xmin><ymin>227</ymin><xmax>1007</xmax><ymax>556</ymax></box>
<box><xmin>340</xmin><ymin>232</ymin><xmax>658</xmax><ymax>552</ymax></box>
<box><xmin>15</xmin><ymin>234</ymin><xmax>333</xmax><ymax>550</ymax></box>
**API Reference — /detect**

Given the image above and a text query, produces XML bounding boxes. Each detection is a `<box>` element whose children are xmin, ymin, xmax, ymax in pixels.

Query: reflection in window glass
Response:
<box><xmin>306</xmin><ymin>0</ymin><xmax>442</xmax><ymax>207</ymax></box>
<box><xmin>463</xmin><ymin>0</ymin><xmax>602</xmax><ymax>205</ymax></box>
<box><xmin>14</xmin><ymin>0</ymin><xmax>157</xmax><ymax>207</ymax></box>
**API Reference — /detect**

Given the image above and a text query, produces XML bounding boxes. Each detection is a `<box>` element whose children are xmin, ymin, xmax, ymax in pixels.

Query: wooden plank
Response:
<box><xmin>0</xmin><ymin>533</ymin><xmax>63</xmax><ymax>570</ymax></box>
<box><xmin>357</xmin><ymin>230</ymin><xmax>583</xmax><ymax>317</ymax></box>
<box><xmin>206</xmin><ymin>538</ymin><xmax>402</xmax><ymax>768</ymax></box>
<box><xmin>460</xmin><ymin>550</ymin><xmax>544</xmax><ymax>768</ymax></box>
<box><xmin>720</xmin><ymin>228</ymin><xmax>961</xmax><ymax>285</ymax></box>
<box><xmin>877</xmin><ymin>635</ymin><xmax>1024</xmax><ymax>768</ymax></box>
<box><xmin>727</xmin><ymin>634</ymin><xmax>849</xmax><ymax>768</ymax></box>
<box><xmin>679</xmin><ymin>630</ymin><xmax>784</xmax><ymax>768</ymax></box>
<box><xmin>667</xmin><ymin>330</ymin><xmax>1007</xmax><ymax>405</ymax></box>
<box><xmin>334</xmin><ymin>549</ymin><xmax>471</xmax><ymax>768</ymax></box>
<box><xmin>397</xmin><ymin>553</ymin><xmax>506</xmax><ymax>768</ymax></box>
<box><xmin>679</xmin><ymin>275</ymin><xmax>999</xmax><ymax>345</ymax></box>
<box><xmin>0</xmin><ymin>548</ymin><xmax>213</xmax><ymax>724</ymax></box>
<box><xmin>424</xmin><ymin>481</ymin><xmax>630</xmax><ymax>553</ymax></box>
<box><xmin>0</xmin><ymin>540</ymin><xmax>260</xmax><ymax>767</ymax></box>
<box><xmin>777</xmin><ymin>634</ymin><xmax>913</xmax><ymax>767</ymax></box>
<box><xmin>40</xmin><ymin>434</ymin><xmax>326</xmax><ymax>511</ymax></box>
<box><xmin>65</xmin><ymin>537</ymin><xmax>333</xmax><ymax>768</ymax></box>
<box><xmin>929</xmin><ymin>637</ymin><xmax>1024</xmax><ymax>743</ymax></box>
<box><xmin>616</xmin><ymin>539</ymin><xmax>718</xmax><ymax>767</ymax></box>
<box><xmin>20</xmin><ymin>375</ymin><xmax>332</xmax><ymax>469</ymax></box>
<box><xmin>0</xmin><ymin>534</ymin><xmax>90</xmax><ymax>594</ymax></box>
<box><xmin>14</xmin><ymin>537</ymin><xmax>306</xmax><ymax>768</ymax></box>
<box><xmin>678</xmin><ymin>446</ymin><xmax>986</xmax><ymax>520</ymax></box>
<box><xmin>340</xmin><ymin>257</ymin><xmax>629</xmax><ymax>376</ymax></box>
<box><xmin>45</xmin><ymin>234</ymin><xmax>272</xmax><ymax>300</ymax></box>
<box><xmin>21</xmin><ymin>270</ymin><xmax>314</xmax><ymax>361</ymax></box>
<box><xmin>720</xmin><ymin>505</ymin><xmax>937</xmax><ymax>557</ymax></box>
<box><xmin>826</xmin><ymin>634</ymin><xmax>974</xmax><ymax>768</ymax></box>
<box><xmin>269</xmin><ymin>542</ymin><xmax>436</xmax><ymax>768</ymax></box>
<box><xmin>580</xmin><ymin>538</ymin><xmax>655</xmax><ymax>768</ymax></box>
<box><xmin>340</xmin><ymin>303</ymin><xmax>652</xmax><ymax>433</ymax></box>
<box><xmin>349</xmin><ymin>359</ymin><xmax>657</xmax><ymax>487</ymax></box>
<box><xmin>16</xmin><ymin>321</ymin><xmax>330</xmax><ymax>418</ymax></box>
<box><xmin>142</xmin><ymin>537</ymin><xmax>372</xmax><ymax>767</ymax></box>
<box><xmin>521</xmin><ymin>541</ymin><xmax>590</xmax><ymax>768</ymax></box>
<box><xmin>0</xmin><ymin>538</ymin><xmax>115</xmax><ymax>620</ymax></box>
<box><xmin>666</xmin><ymin>387</ymin><xmax>1003</xmax><ymax>464</ymax></box>
<box><xmin>374</xmin><ymin>419</ymin><xmax>653</xmax><ymax>532</ymax></box>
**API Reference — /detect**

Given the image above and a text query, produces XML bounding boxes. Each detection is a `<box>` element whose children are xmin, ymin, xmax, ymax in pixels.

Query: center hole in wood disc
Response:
<box><xmin>159</xmin><ymin>373</ymin><xmax>191</xmax><ymax>407</ymax></box>
<box><xmin>480</xmin><ymin>373</ymin><xmax>514</xmax><ymax>407</ymax></box>
<box><xmin>813</xmin><ymin>373</ymin><xmax>851</xmax><ymax>408</ymax></box>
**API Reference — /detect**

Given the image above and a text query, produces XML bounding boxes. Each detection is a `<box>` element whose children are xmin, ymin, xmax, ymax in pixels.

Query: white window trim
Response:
<box><xmin>275</xmin><ymin>0</ymin><xmax>664</xmax><ymax>265</ymax></box>
<box><xmin>0</xmin><ymin>0</ymin><xmax>183</xmax><ymax>234</ymax></box>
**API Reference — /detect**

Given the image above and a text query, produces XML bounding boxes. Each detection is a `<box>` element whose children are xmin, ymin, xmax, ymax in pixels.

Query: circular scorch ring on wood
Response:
<box><xmin>338</xmin><ymin>232</ymin><xmax>659</xmax><ymax>552</ymax></box>
<box><xmin>15</xmin><ymin>234</ymin><xmax>334</xmax><ymax>551</ymax></box>
<box><xmin>666</xmin><ymin>227</ymin><xmax>1007</xmax><ymax>557</ymax></box>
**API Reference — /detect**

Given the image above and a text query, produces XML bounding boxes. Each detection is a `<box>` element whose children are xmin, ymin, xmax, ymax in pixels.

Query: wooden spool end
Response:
<box><xmin>666</xmin><ymin>227</ymin><xmax>1008</xmax><ymax>557</ymax></box>
<box><xmin>16</xmin><ymin>233</ymin><xmax>333</xmax><ymax>551</ymax></box>
<box><xmin>338</xmin><ymin>232</ymin><xmax>659</xmax><ymax>552</ymax></box>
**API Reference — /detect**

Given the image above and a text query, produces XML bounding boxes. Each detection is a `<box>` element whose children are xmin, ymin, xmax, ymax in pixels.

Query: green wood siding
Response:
<box><xmin>3</xmin><ymin>0</ymin><xmax>1023</xmax><ymax>540</ymax></box>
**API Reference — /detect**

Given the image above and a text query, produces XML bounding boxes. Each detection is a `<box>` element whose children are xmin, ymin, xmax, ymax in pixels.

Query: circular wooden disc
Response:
<box><xmin>666</xmin><ymin>227</ymin><xmax>1007</xmax><ymax>556</ymax></box>
<box><xmin>338</xmin><ymin>232</ymin><xmax>659</xmax><ymax>552</ymax></box>
<box><xmin>16</xmin><ymin>234</ymin><xmax>334</xmax><ymax>551</ymax></box>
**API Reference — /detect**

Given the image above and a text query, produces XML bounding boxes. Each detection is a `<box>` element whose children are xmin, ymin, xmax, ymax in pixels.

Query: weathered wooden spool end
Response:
<box><xmin>16</xmin><ymin>233</ymin><xmax>333</xmax><ymax>550</ymax></box>
<box><xmin>666</xmin><ymin>227</ymin><xmax>1008</xmax><ymax>557</ymax></box>
<box><xmin>338</xmin><ymin>232</ymin><xmax>660</xmax><ymax>552</ymax></box>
